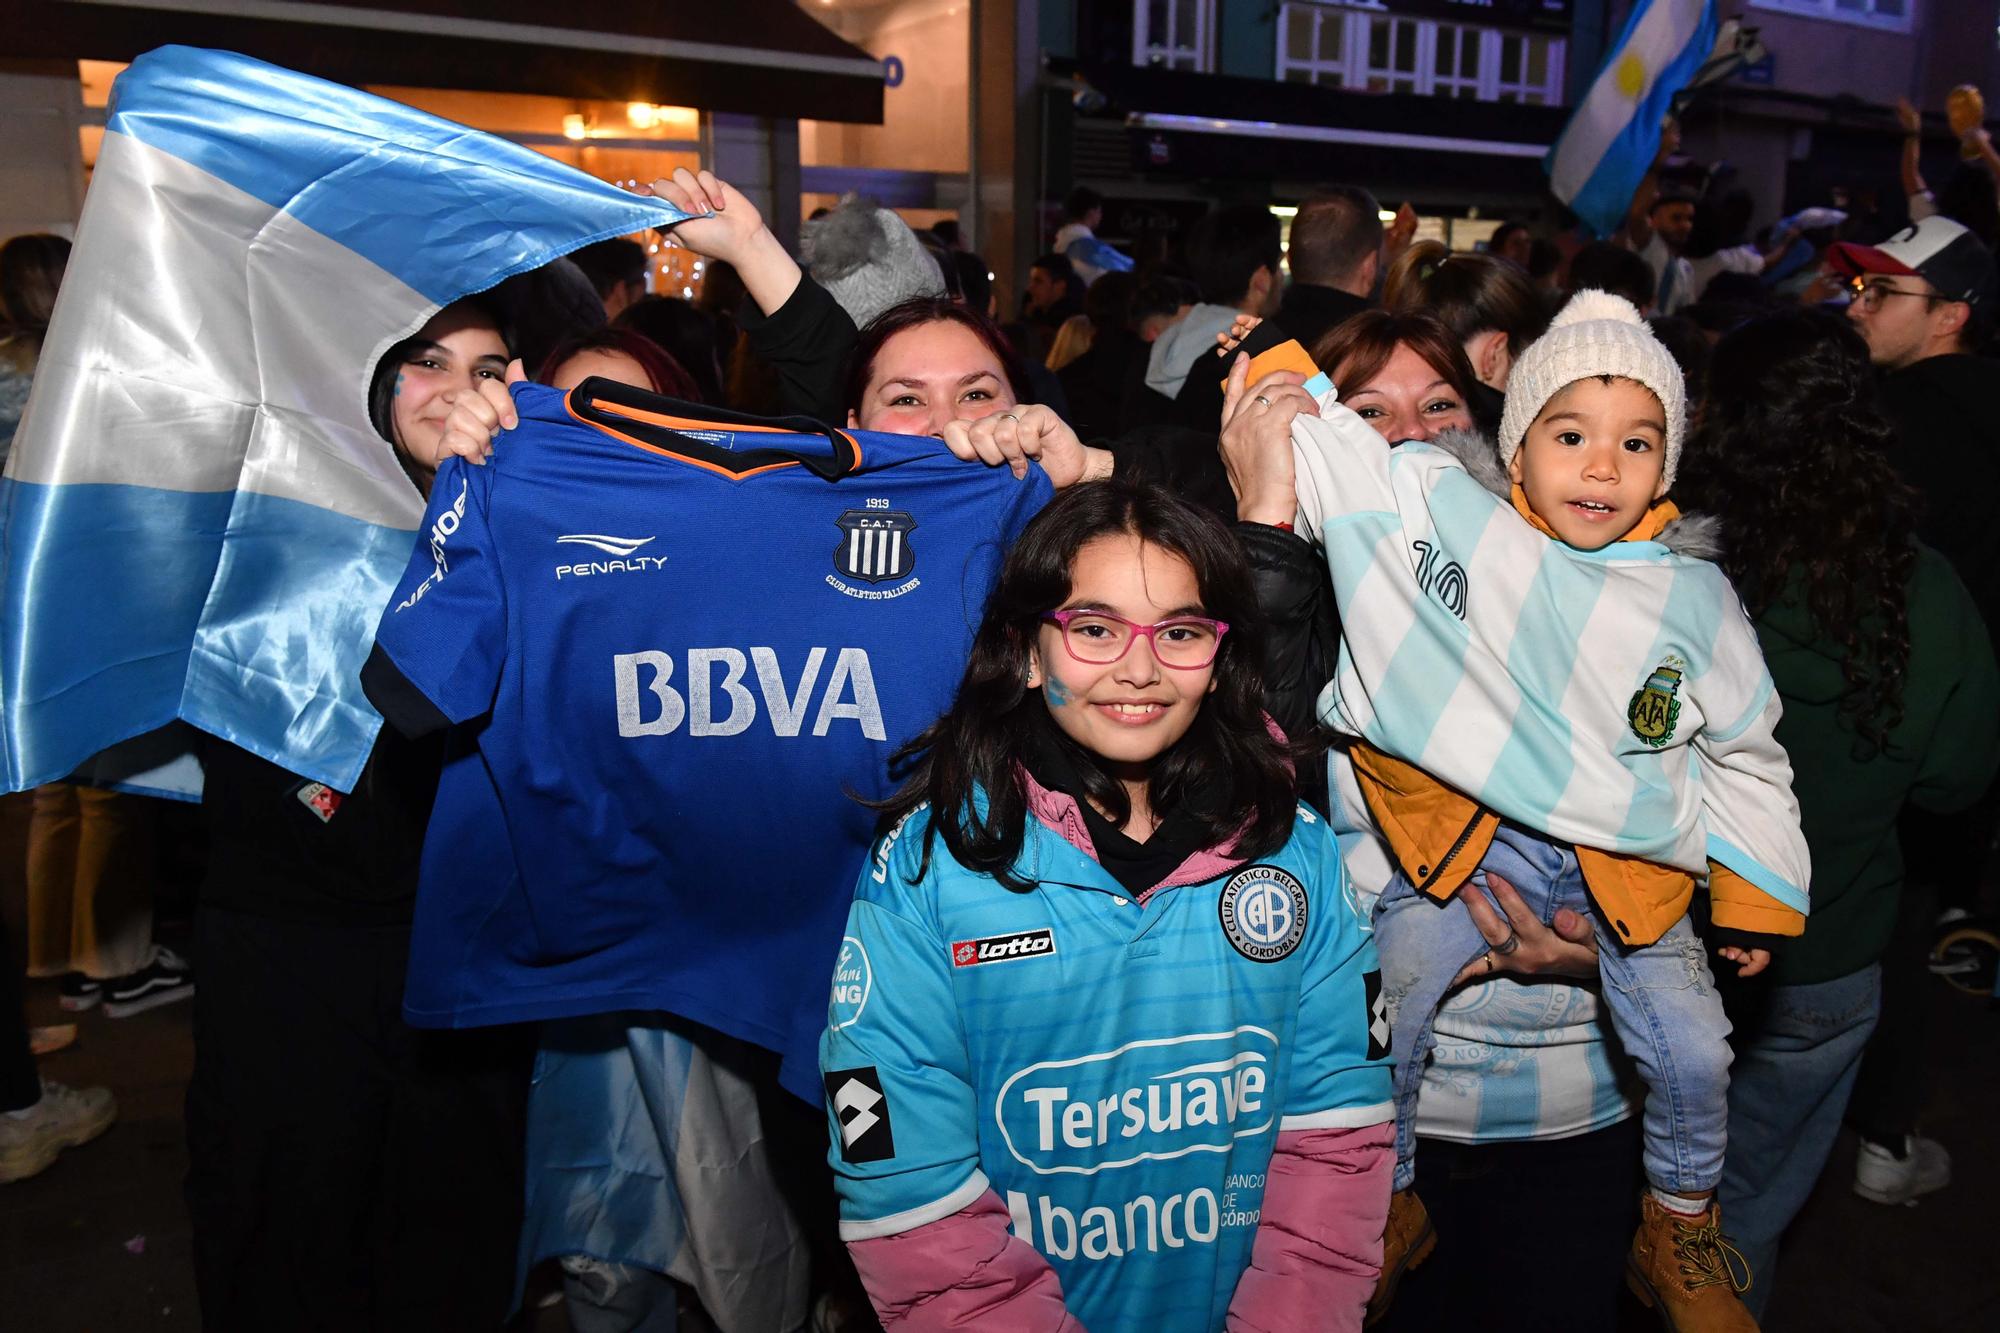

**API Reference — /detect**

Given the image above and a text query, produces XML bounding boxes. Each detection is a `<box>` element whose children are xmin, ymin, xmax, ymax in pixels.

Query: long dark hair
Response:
<box><xmin>843</xmin><ymin>297</ymin><xmax>1033</xmax><ymax>420</ymax></box>
<box><xmin>1383</xmin><ymin>239</ymin><xmax>1551</xmax><ymax>358</ymax></box>
<box><xmin>0</xmin><ymin>233</ymin><xmax>71</xmax><ymax>363</ymax></box>
<box><xmin>877</xmin><ymin>480</ymin><xmax>1298</xmax><ymax>889</ymax></box>
<box><xmin>1676</xmin><ymin>307</ymin><xmax>1916</xmax><ymax>754</ymax></box>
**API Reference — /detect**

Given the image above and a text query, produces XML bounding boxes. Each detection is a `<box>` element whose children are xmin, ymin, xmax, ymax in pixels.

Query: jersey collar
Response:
<box><xmin>564</xmin><ymin>376</ymin><xmax>862</xmax><ymax>481</ymax></box>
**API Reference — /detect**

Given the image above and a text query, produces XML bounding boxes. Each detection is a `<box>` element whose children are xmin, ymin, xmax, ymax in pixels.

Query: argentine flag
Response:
<box><xmin>0</xmin><ymin>46</ymin><xmax>693</xmax><ymax>795</ymax></box>
<box><xmin>1547</xmin><ymin>0</ymin><xmax>1719</xmax><ymax>238</ymax></box>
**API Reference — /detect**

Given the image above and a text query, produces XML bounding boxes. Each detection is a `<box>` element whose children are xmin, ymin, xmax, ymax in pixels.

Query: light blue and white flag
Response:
<box><xmin>0</xmin><ymin>46</ymin><xmax>693</xmax><ymax>795</ymax></box>
<box><xmin>1546</xmin><ymin>0</ymin><xmax>1719</xmax><ymax>238</ymax></box>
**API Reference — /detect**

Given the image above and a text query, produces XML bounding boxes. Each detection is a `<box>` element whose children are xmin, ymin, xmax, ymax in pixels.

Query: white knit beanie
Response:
<box><xmin>801</xmin><ymin>194</ymin><xmax>946</xmax><ymax>330</ymax></box>
<box><xmin>1497</xmin><ymin>290</ymin><xmax>1688</xmax><ymax>488</ymax></box>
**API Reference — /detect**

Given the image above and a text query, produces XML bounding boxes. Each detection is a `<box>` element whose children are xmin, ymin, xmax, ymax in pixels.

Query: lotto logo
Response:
<box><xmin>950</xmin><ymin>928</ymin><xmax>1056</xmax><ymax>968</ymax></box>
<box><xmin>1364</xmin><ymin>969</ymin><xmax>1390</xmax><ymax>1061</ymax></box>
<box><xmin>824</xmin><ymin>1066</ymin><xmax>895</xmax><ymax>1163</ymax></box>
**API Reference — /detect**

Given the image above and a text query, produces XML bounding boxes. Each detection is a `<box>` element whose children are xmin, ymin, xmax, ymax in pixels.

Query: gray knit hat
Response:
<box><xmin>801</xmin><ymin>194</ymin><xmax>945</xmax><ymax>329</ymax></box>
<box><xmin>1498</xmin><ymin>289</ymin><xmax>1688</xmax><ymax>488</ymax></box>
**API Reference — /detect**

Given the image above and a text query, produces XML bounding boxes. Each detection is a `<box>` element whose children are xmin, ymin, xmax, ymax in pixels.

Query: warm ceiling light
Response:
<box><xmin>627</xmin><ymin>102</ymin><xmax>658</xmax><ymax>129</ymax></box>
<box><xmin>562</xmin><ymin>113</ymin><xmax>587</xmax><ymax>141</ymax></box>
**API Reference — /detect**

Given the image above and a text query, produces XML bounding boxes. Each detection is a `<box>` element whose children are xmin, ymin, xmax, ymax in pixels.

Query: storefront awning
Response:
<box><xmin>14</xmin><ymin>0</ymin><xmax>886</xmax><ymax>123</ymax></box>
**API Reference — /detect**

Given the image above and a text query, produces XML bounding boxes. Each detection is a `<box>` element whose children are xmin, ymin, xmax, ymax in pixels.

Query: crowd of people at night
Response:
<box><xmin>3</xmin><ymin>86</ymin><xmax>1998</xmax><ymax>1333</ymax></box>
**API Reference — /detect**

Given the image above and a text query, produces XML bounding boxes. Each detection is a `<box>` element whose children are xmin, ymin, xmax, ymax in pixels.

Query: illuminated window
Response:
<box><xmin>1134</xmin><ymin>0</ymin><xmax>1217</xmax><ymax>72</ymax></box>
<box><xmin>1276</xmin><ymin>1</ymin><xmax>1566</xmax><ymax>106</ymax></box>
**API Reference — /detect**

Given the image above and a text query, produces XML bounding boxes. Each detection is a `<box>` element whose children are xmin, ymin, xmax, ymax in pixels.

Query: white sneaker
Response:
<box><xmin>1854</xmin><ymin>1134</ymin><xmax>1952</xmax><ymax>1206</ymax></box>
<box><xmin>0</xmin><ymin>1077</ymin><xmax>117</xmax><ymax>1183</ymax></box>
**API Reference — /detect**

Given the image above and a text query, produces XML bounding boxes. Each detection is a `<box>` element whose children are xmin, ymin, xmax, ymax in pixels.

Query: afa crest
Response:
<box><xmin>1628</xmin><ymin>657</ymin><xmax>1685</xmax><ymax>748</ymax></box>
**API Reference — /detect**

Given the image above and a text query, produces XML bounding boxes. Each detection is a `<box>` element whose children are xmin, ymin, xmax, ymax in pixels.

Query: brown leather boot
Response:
<box><xmin>1625</xmin><ymin>1194</ymin><xmax>1759</xmax><ymax>1331</ymax></box>
<box><xmin>1365</xmin><ymin>1188</ymin><xmax>1436</xmax><ymax>1327</ymax></box>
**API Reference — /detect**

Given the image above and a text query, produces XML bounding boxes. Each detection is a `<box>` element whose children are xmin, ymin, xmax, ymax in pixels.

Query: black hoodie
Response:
<box><xmin>1877</xmin><ymin>352</ymin><xmax>2000</xmax><ymax>642</ymax></box>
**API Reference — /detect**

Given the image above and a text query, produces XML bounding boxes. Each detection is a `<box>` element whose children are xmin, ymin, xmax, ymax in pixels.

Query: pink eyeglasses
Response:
<box><xmin>1041</xmin><ymin>610</ymin><xmax>1230</xmax><ymax>669</ymax></box>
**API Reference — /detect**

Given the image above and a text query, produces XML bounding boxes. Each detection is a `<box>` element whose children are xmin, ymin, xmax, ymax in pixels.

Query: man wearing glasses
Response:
<box><xmin>1830</xmin><ymin>216</ymin><xmax>1998</xmax><ymax>590</ymax></box>
<box><xmin>1834</xmin><ymin>215</ymin><xmax>1996</xmax><ymax>371</ymax></box>
<box><xmin>1826</xmin><ymin>213</ymin><xmax>1998</xmax><ymax>1217</ymax></box>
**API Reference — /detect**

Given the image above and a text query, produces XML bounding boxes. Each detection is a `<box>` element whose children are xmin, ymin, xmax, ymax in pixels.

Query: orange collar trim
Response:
<box><xmin>561</xmin><ymin>388</ymin><xmax>863</xmax><ymax>481</ymax></box>
<box><xmin>1509</xmin><ymin>485</ymin><xmax>1680</xmax><ymax>546</ymax></box>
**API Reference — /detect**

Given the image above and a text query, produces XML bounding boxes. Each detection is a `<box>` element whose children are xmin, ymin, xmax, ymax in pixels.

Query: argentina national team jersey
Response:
<box><xmin>370</xmin><ymin>380</ymin><xmax>1050</xmax><ymax>1100</ymax></box>
<box><xmin>822</xmin><ymin>802</ymin><xmax>1393</xmax><ymax>1331</ymax></box>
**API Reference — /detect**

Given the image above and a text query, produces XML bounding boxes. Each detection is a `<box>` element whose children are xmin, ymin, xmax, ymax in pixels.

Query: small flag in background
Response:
<box><xmin>0</xmin><ymin>46</ymin><xmax>693</xmax><ymax>796</ymax></box>
<box><xmin>1546</xmin><ymin>0</ymin><xmax>1719</xmax><ymax>238</ymax></box>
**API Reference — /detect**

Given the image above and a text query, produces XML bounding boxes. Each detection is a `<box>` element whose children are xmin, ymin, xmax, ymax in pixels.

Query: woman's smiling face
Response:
<box><xmin>851</xmin><ymin>319</ymin><xmax>1018</xmax><ymax>437</ymax></box>
<box><xmin>390</xmin><ymin>304</ymin><xmax>508</xmax><ymax>482</ymax></box>
<box><xmin>1337</xmin><ymin>342</ymin><xmax>1473</xmax><ymax>443</ymax></box>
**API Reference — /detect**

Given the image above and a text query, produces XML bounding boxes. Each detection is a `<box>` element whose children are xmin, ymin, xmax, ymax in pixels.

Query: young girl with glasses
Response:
<box><xmin>819</xmin><ymin>480</ymin><xmax>1394</xmax><ymax>1332</ymax></box>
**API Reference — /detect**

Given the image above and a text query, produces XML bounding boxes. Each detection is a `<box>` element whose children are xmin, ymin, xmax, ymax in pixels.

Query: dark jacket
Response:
<box><xmin>1275</xmin><ymin>283</ymin><xmax>1373</xmax><ymax>357</ymax></box>
<box><xmin>1877</xmin><ymin>353</ymin><xmax>2000</xmax><ymax>643</ymax></box>
<box><xmin>1166</xmin><ymin>284</ymin><xmax>1373</xmax><ymax>435</ymax></box>
<box><xmin>736</xmin><ymin>272</ymin><xmax>856</xmax><ymax>423</ymax></box>
<box><xmin>198</xmin><ymin>728</ymin><xmax>445</xmax><ymax>926</ymax></box>
<box><xmin>1057</xmin><ymin>328</ymin><xmax>1147</xmax><ymax>442</ymax></box>
<box><xmin>1759</xmin><ymin>544</ymin><xmax>2000</xmax><ymax>984</ymax></box>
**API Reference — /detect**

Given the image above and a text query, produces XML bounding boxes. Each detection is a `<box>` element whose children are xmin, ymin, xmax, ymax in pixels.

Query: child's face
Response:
<box><xmin>1032</xmin><ymin>534</ymin><xmax>1217</xmax><ymax>780</ymax></box>
<box><xmin>1508</xmin><ymin>377</ymin><xmax>1668</xmax><ymax>551</ymax></box>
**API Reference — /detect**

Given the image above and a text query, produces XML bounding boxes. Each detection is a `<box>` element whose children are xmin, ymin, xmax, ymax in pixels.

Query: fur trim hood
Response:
<box><xmin>1425</xmin><ymin>427</ymin><xmax>1723</xmax><ymax>562</ymax></box>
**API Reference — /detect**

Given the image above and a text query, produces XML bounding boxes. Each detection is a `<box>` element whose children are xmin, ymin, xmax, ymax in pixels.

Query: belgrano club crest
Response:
<box><xmin>829</xmin><ymin>507</ymin><xmax>921</xmax><ymax>600</ymax></box>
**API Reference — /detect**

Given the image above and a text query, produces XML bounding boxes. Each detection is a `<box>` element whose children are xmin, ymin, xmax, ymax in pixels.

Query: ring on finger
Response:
<box><xmin>1492</xmin><ymin>931</ymin><xmax>1522</xmax><ymax>956</ymax></box>
<box><xmin>998</xmin><ymin>412</ymin><xmax>1020</xmax><ymax>423</ymax></box>
<box><xmin>1252</xmin><ymin>395</ymin><xmax>1272</xmax><ymax>407</ymax></box>
<box><xmin>1483</xmin><ymin>953</ymin><xmax>1496</xmax><ymax>973</ymax></box>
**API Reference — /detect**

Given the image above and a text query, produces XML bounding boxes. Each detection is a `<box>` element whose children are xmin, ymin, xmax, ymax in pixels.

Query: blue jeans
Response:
<box><xmin>1375</xmin><ymin>824</ymin><xmax>1733</xmax><ymax>1195</ymax></box>
<box><xmin>1719</xmin><ymin>965</ymin><xmax>1881</xmax><ymax>1319</ymax></box>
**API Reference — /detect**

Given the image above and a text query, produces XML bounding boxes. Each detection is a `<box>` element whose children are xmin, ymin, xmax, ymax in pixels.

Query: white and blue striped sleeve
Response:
<box><xmin>1289</xmin><ymin>398</ymin><xmax>1400</xmax><ymax>549</ymax></box>
<box><xmin>1694</xmin><ymin>604</ymin><xmax>1811</xmax><ymax>928</ymax></box>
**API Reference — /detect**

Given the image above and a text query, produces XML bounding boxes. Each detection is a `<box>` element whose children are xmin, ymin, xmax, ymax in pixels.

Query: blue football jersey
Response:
<box><xmin>822</xmin><ymin>801</ymin><xmax>1393</xmax><ymax>1332</ymax></box>
<box><xmin>372</xmin><ymin>380</ymin><xmax>1051</xmax><ymax>1099</ymax></box>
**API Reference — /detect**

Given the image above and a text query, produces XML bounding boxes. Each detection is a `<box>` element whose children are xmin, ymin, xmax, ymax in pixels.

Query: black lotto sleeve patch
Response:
<box><xmin>1364</xmin><ymin>969</ymin><xmax>1390</xmax><ymax>1062</ymax></box>
<box><xmin>825</xmin><ymin>1065</ymin><xmax>896</xmax><ymax>1163</ymax></box>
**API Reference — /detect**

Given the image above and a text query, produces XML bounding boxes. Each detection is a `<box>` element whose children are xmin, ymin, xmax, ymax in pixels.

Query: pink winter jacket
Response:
<box><xmin>845</xmin><ymin>774</ymin><xmax>1395</xmax><ymax>1331</ymax></box>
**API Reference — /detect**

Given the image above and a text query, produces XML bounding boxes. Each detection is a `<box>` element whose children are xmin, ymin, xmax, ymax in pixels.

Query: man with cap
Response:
<box><xmin>1831</xmin><ymin>214</ymin><xmax>1999</xmax><ymax>622</ymax></box>
<box><xmin>1833</xmin><ymin>215</ymin><xmax>1999</xmax><ymax>621</ymax></box>
<box><xmin>1828</xmin><ymin>212</ymin><xmax>1999</xmax><ymax>1214</ymax></box>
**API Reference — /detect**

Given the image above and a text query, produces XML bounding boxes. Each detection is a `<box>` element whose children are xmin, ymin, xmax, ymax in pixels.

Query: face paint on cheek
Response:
<box><xmin>393</xmin><ymin>374</ymin><xmax>403</xmax><ymax>397</ymax></box>
<box><xmin>1042</xmin><ymin>674</ymin><xmax>1075</xmax><ymax>709</ymax></box>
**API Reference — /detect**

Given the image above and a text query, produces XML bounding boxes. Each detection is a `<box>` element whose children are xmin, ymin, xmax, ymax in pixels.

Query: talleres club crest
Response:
<box><xmin>834</xmin><ymin>508</ymin><xmax>917</xmax><ymax>584</ymax></box>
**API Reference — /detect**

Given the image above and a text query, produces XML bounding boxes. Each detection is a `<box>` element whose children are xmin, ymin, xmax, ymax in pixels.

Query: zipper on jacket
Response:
<box><xmin>1417</xmin><ymin>807</ymin><xmax>1488</xmax><ymax>893</ymax></box>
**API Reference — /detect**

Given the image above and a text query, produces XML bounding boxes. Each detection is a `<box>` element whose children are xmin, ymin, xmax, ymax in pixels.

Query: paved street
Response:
<box><xmin>3</xmin><ymin>803</ymin><xmax>1995</xmax><ymax>1333</ymax></box>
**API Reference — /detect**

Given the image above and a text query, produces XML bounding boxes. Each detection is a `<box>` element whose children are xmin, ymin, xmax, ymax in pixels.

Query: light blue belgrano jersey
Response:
<box><xmin>821</xmin><ymin>801</ymin><xmax>1392</xmax><ymax>1332</ymax></box>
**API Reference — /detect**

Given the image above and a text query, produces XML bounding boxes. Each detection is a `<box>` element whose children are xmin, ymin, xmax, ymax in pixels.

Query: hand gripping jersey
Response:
<box><xmin>371</xmin><ymin>380</ymin><xmax>1050</xmax><ymax>1100</ymax></box>
<box><xmin>823</xmin><ymin>801</ymin><xmax>1392</xmax><ymax>1332</ymax></box>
